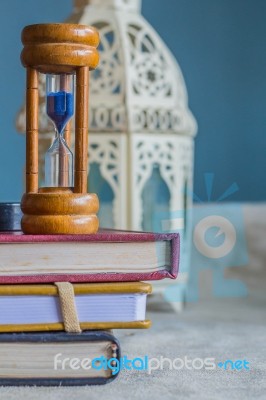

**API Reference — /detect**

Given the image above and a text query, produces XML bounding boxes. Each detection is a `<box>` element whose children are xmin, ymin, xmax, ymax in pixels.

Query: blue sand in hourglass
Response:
<box><xmin>47</xmin><ymin>91</ymin><xmax>74</xmax><ymax>134</ymax></box>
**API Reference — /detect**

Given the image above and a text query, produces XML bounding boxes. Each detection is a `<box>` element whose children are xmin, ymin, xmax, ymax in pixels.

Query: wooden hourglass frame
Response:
<box><xmin>20</xmin><ymin>24</ymin><xmax>100</xmax><ymax>234</ymax></box>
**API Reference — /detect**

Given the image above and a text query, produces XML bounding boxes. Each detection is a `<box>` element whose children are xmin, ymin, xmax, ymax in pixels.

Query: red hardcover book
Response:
<box><xmin>0</xmin><ymin>230</ymin><xmax>179</xmax><ymax>284</ymax></box>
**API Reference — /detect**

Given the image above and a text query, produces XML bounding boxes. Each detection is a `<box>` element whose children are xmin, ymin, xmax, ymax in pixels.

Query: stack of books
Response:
<box><xmin>0</xmin><ymin>229</ymin><xmax>179</xmax><ymax>385</ymax></box>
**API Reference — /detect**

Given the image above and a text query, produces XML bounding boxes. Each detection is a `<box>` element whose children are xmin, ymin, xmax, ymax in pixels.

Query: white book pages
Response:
<box><xmin>0</xmin><ymin>293</ymin><xmax>147</xmax><ymax>324</ymax></box>
<box><xmin>0</xmin><ymin>241</ymin><xmax>171</xmax><ymax>275</ymax></box>
<box><xmin>0</xmin><ymin>341</ymin><xmax>114</xmax><ymax>378</ymax></box>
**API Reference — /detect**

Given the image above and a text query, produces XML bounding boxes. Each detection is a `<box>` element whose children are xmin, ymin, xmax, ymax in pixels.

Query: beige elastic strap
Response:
<box><xmin>55</xmin><ymin>282</ymin><xmax>81</xmax><ymax>333</ymax></box>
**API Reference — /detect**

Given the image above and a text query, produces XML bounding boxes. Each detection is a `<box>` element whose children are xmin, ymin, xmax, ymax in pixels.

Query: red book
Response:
<box><xmin>0</xmin><ymin>230</ymin><xmax>179</xmax><ymax>284</ymax></box>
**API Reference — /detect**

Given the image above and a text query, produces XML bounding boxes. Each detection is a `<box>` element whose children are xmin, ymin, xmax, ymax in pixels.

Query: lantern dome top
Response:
<box><xmin>74</xmin><ymin>0</ymin><xmax>141</xmax><ymax>12</ymax></box>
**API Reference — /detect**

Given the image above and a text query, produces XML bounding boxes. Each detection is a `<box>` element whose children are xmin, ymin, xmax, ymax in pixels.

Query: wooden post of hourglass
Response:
<box><xmin>61</xmin><ymin>120</ymin><xmax>72</xmax><ymax>187</ymax></box>
<box><xmin>64</xmin><ymin>121</ymin><xmax>71</xmax><ymax>147</ymax></box>
<box><xmin>20</xmin><ymin>23</ymin><xmax>100</xmax><ymax>235</ymax></box>
<box><xmin>58</xmin><ymin>74</ymin><xmax>72</xmax><ymax>188</ymax></box>
<box><xmin>74</xmin><ymin>66</ymin><xmax>89</xmax><ymax>194</ymax></box>
<box><xmin>26</xmin><ymin>68</ymin><xmax>39</xmax><ymax>194</ymax></box>
<box><xmin>60</xmin><ymin>75</ymin><xmax>71</xmax><ymax>148</ymax></box>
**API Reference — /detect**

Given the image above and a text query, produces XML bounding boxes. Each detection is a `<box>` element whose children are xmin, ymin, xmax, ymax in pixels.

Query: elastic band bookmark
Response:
<box><xmin>55</xmin><ymin>282</ymin><xmax>81</xmax><ymax>333</ymax></box>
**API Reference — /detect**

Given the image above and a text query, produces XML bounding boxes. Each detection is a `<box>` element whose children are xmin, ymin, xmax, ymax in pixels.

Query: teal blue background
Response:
<box><xmin>0</xmin><ymin>0</ymin><xmax>265</xmax><ymax>201</ymax></box>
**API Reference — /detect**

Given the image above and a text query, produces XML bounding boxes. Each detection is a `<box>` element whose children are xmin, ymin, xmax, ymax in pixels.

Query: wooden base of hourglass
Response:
<box><xmin>21</xmin><ymin>188</ymin><xmax>99</xmax><ymax>235</ymax></box>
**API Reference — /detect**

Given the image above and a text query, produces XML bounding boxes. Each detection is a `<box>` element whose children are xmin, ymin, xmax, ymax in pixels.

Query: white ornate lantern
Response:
<box><xmin>17</xmin><ymin>0</ymin><xmax>197</xmax><ymax>309</ymax></box>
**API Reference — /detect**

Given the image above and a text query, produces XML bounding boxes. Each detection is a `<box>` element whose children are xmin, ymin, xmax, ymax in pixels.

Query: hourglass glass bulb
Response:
<box><xmin>45</xmin><ymin>74</ymin><xmax>74</xmax><ymax>188</ymax></box>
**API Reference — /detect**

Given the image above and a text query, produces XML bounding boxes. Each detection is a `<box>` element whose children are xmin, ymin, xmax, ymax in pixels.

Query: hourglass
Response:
<box><xmin>20</xmin><ymin>23</ymin><xmax>100</xmax><ymax>234</ymax></box>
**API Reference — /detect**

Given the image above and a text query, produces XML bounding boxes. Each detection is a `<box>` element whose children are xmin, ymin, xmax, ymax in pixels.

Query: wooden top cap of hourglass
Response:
<box><xmin>21</xmin><ymin>23</ymin><xmax>100</xmax><ymax>73</ymax></box>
